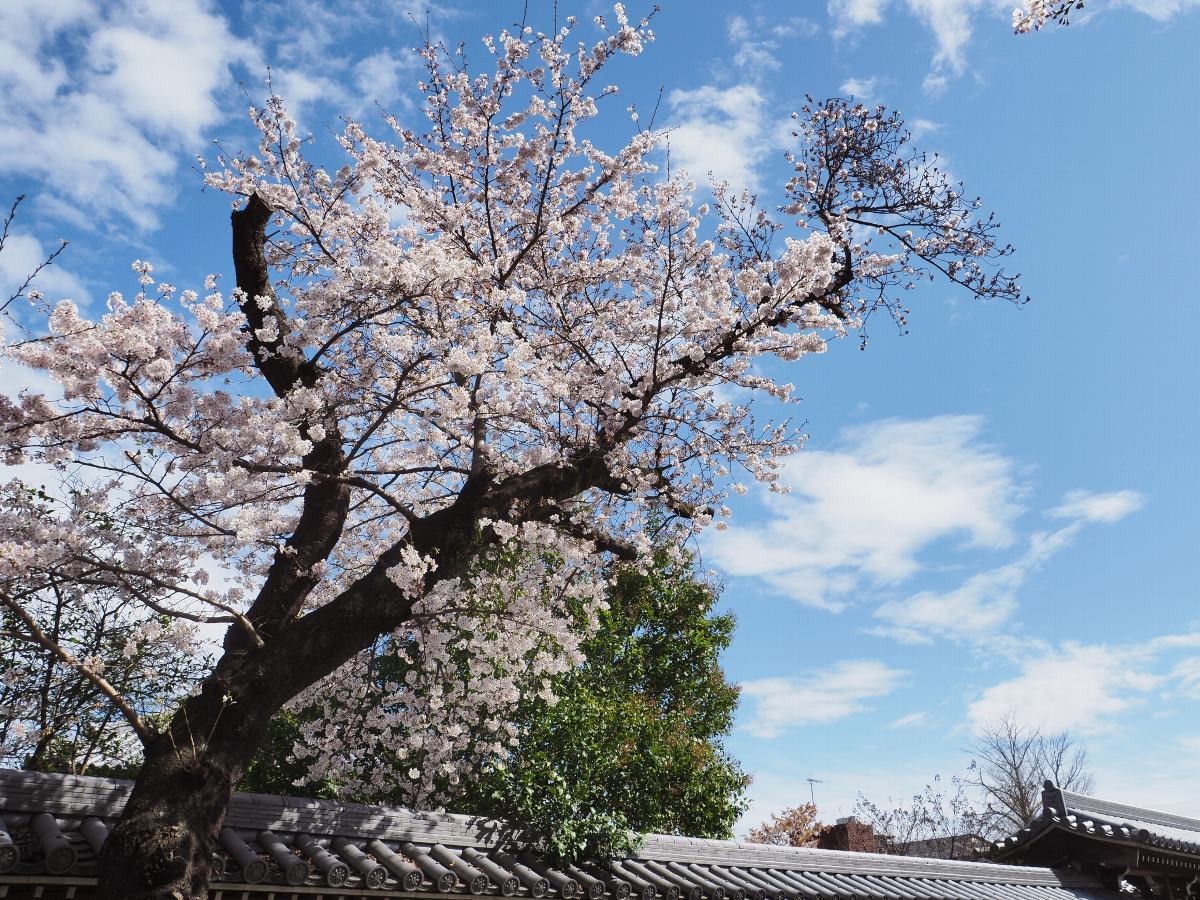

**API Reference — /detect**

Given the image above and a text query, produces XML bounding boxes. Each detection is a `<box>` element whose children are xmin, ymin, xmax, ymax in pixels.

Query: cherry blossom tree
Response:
<box><xmin>1</xmin><ymin>6</ymin><xmax>1027</xmax><ymax>898</ymax></box>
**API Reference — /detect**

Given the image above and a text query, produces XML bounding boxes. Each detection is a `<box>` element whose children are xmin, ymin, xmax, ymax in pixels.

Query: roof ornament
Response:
<box><xmin>30</xmin><ymin>812</ymin><xmax>76</xmax><ymax>874</ymax></box>
<box><xmin>218</xmin><ymin>827</ymin><xmax>268</xmax><ymax>883</ymax></box>
<box><xmin>0</xmin><ymin>812</ymin><xmax>18</xmax><ymax>874</ymax></box>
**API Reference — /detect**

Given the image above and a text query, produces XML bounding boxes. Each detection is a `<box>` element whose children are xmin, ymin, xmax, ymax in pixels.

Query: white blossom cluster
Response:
<box><xmin>291</xmin><ymin>525</ymin><xmax>606</xmax><ymax>808</ymax></box>
<box><xmin>0</xmin><ymin>6</ymin><xmax>1020</xmax><ymax>796</ymax></box>
<box><xmin>1012</xmin><ymin>0</ymin><xmax>1082</xmax><ymax>33</ymax></box>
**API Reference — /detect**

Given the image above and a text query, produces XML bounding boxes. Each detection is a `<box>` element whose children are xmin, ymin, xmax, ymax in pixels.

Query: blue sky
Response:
<box><xmin>2</xmin><ymin>0</ymin><xmax>1199</xmax><ymax>832</ymax></box>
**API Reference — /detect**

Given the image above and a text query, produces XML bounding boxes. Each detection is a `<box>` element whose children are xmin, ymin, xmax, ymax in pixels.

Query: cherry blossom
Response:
<box><xmin>0</xmin><ymin>8</ymin><xmax>1025</xmax><ymax>898</ymax></box>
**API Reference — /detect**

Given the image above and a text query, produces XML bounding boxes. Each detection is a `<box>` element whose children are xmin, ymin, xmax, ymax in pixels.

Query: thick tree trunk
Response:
<box><xmin>94</xmin><ymin>502</ymin><xmax>485</xmax><ymax>899</ymax></box>
<box><xmin>95</xmin><ymin>651</ymin><xmax>286</xmax><ymax>900</ymax></box>
<box><xmin>96</xmin><ymin>741</ymin><xmax>239</xmax><ymax>900</ymax></box>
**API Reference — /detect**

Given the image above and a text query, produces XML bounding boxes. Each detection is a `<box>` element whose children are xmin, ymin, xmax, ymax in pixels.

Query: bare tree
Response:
<box><xmin>965</xmin><ymin>714</ymin><xmax>1095</xmax><ymax>836</ymax></box>
<box><xmin>853</xmin><ymin>776</ymin><xmax>988</xmax><ymax>860</ymax></box>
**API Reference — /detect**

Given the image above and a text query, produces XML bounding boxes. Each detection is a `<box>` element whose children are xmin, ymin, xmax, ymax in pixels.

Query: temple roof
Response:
<box><xmin>0</xmin><ymin>769</ymin><xmax>1124</xmax><ymax>900</ymax></box>
<box><xmin>993</xmin><ymin>781</ymin><xmax>1200</xmax><ymax>862</ymax></box>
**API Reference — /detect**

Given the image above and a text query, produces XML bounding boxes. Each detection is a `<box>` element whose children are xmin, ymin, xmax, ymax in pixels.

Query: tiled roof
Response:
<box><xmin>1</xmin><ymin>770</ymin><xmax>1121</xmax><ymax>900</ymax></box>
<box><xmin>993</xmin><ymin>782</ymin><xmax>1200</xmax><ymax>860</ymax></box>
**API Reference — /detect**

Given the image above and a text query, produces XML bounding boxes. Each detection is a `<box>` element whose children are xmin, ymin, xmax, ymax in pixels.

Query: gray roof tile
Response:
<box><xmin>0</xmin><ymin>769</ymin><xmax>1122</xmax><ymax>900</ymax></box>
<box><xmin>994</xmin><ymin>782</ymin><xmax>1200</xmax><ymax>859</ymax></box>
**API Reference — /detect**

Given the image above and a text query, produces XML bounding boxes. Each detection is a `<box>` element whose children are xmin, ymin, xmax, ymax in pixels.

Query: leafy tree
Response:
<box><xmin>746</xmin><ymin>804</ymin><xmax>824</xmax><ymax>847</ymax></box>
<box><xmin>458</xmin><ymin>555</ymin><xmax>748</xmax><ymax>860</ymax></box>
<box><xmin>0</xmin><ymin>485</ymin><xmax>208</xmax><ymax>777</ymax></box>
<box><xmin>0</xmin><ymin>6</ymin><xmax>1028</xmax><ymax>896</ymax></box>
<box><xmin>243</xmin><ymin>552</ymin><xmax>749</xmax><ymax>863</ymax></box>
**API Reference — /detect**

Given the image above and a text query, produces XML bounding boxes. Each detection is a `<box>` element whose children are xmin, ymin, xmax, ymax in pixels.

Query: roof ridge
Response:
<box><xmin>0</xmin><ymin>768</ymin><xmax>491</xmax><ymax>828</ymax></box>
<box><xmin>637</xmin><ymin>835</ymin><xmax>1080</xmax><ymax>884</ymax></box>
<box><xmin>1057</xmin><ymin>789</ymin><xmax>1200</xmax><ymax>834</ymax></box>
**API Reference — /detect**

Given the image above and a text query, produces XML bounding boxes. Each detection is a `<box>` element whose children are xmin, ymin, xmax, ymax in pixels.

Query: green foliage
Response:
<box><xmin>452</xmin><ymin>553</ymin><xmax>749</xmax><ymax>861</ymax></box>
<box><xmin>239</xmin><ymin>708</ymin><xmax>341</xmax><ymax>799</ymax></box>
<box><xmin>241</xmin><ymin>551</ymin><xmax>748</xmax><ymax>862</ymax></box>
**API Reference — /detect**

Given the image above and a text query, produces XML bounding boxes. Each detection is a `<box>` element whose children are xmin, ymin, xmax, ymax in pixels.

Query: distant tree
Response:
<box><xmin>0</xmin><ymin>490</ymin><xmax>207</xmax><ymax>776</ymax></box>
<box><xmin>853</xmin><ymin>776</ymin><xmax>987</xmax><ymax>860</ymax></box>
<box><xmin>243</xmin><ymin>550</ymin><xmax>750</xmax><ymax>862</ymax></box>
<box><xmin>746</xmin><ymin>804</ymin><xmax>824</xmax><ymax>847</ymax></box>
<box><xmin>965</xmin><ymin>715</ymin><xmax>1095</xmax><ymax>835</ymax></box>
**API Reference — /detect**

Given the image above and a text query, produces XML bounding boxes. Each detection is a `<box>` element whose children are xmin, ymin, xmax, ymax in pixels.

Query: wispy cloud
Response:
<box><xmin>1118</xmin><ymin>0</ymin><xmax>1200</xmax><ymax>19</ymax></box>
<box><xmin>828</xmin><ymin>0</ymin><xmax>1200</xmax><ymax>96</ymax></box>
<box><xmin>705</xmin><ymin>415</ymin><xmax>1023</xmax><ymax>610</ymax></box>
<box><xmin>872</xmin><ymin>490</ymin><xmax>1144</xmax><ymax>644</ymax></box>
<box><xmin>968</xmin><ymin>631</ymin><xmax>1200</xmax><ymax>735</ymax></box>
<box><xmin>1051</xmin><ymin>489</ymin><xmax>1146</xmax><ymax>523</ymax></box>
<box><xmin>728</xmin><ymin>14</ymin><xmax>819</xmax><ymax>72</ymax></box>
<box><xmin>828</xmin><ymin>0</ymin><xmax>892</xmax><ymax>37</ymax></box>
<box><xmin>741</xmin><ymin>660</ymin><xmax>908</xmax><ymax>738</ymax></box>
<box><xmin>840</xmin><ymin>76</ymin><xmax>879</xmax><ymax>101</ymax></box>
<box><xmin>0</xmin><ymin>232</ymin><xmax>88</xmax><ymax>307</ymax></box>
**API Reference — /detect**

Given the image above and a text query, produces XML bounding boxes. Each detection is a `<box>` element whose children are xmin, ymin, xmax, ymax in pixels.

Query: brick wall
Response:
<box><xmin>816</xmin><ymin>819</ymin><xmax>882</xmax><ymax>853</ymax></box>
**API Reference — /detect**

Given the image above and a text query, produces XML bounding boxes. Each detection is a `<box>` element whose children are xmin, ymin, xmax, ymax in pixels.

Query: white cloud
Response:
<box><xmin>0</xmin><ymin>233</ymin><xmax>88</xmax><ymax>307</ymax></box>
<box><xmin>1172</xmin><ymin>657</ymin><xmax>1200</xmax><ymax>699</ymax></box>
<box><xmin>773</xmin><ymin>17</ymin><xmax>822</xmax><ymax>38</ymax></box>
<box><xmin>828</xmin><ymin>0</ymin><xmax>892</xmax><ymax>36</ymax></box>
<box><xmin>873</xmin><ymin>560</ymin><xmax>1026</xmax><ymax>644</ymax></box>
<box><xmin>889</xmin><ymin>711</ymin><xmax>931</xmax><ymax>728</ymax></box>
<box><xmin>740</xmin><ymin>660</ymin><xmax>907</xmax><ymax>738</ymax></box>
<box><xmin>272</xmin><ymin>68</ymin><xmax>348</xmax><ymax>131</ymax></box>
<box><xmin>905</xmin><ymin>0</ymin><xmax>975</xmax><ymax>75</ymax></box>
<box><xmin>706</xmin><ymin>415</ymin><xmax>1022</xmax><ymax>610</ymax></box>
<box><xmin>872</xmin><ymin>485</ymin><xmax>1142</xmax><ymax>643</ymax></box>
<box><xmin>1051</xmin><ymin>489</ymin><xmax>1145</xmax><ymax>524</ymax></box>
<box><xmin>968</xmin><ymin>642</ymin><xmax>1163</xmax><ymax>735</ymax></box>
<box><xmin>840</xmin><ymin>76</ymin><xmax>879</xmax><ymax>100</ymax></box>
<box><xmin>728</xmin><ymin>16</ymin><xmax>781</xmax><ymax>71</ymax></box>
<box><xmin>871</xmin><ymin>520</ymin><xmax>1073</xmax><ymax>643</ymax></box>
<box><xmin>969</xmin><ymin>632</ymin><xmax>1200</xmax><ymax>736</ymax></box>
<box><xmin>666</xmin><ymin>85</ymin><xmax>770</xmax><ymax>193</ymax></box>
<box><xmin>728</xmin><ymin>15</ymin><xmax>819</xmax><ymax>72</ymax></box>
<box><xmin>0</xmin><ymin>0</ymin><xmax>259</xmax><ymax>229</ymax></box>
<box><xmin>354</xmin><ymin>50</ymin><xmax>420</xmax><ymax>110</ymax></box>
<box><xmin>910</xmin><ymin>118</ymin><xmax>943</xmax><ymax>139</ymax></box>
